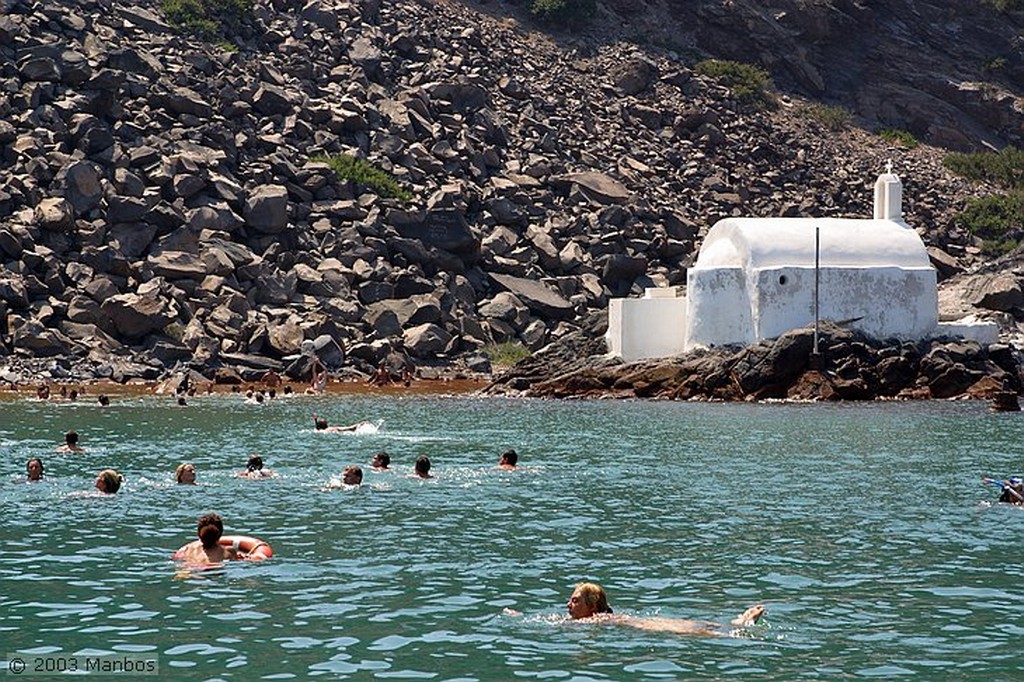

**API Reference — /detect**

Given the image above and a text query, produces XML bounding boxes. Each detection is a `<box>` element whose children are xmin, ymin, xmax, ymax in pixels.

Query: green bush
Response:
<box><xmin>315</xmin><ymin>153</ymin><xmax>412</xmax><ymax>202</ymax></box>
<box><xmin>483</xmin><ymin>342</ymin><xmax>531</xmax><ymax>367</ymax></box>
<box><xmin>953</xmin><ymin>190</ymin><xmax>1024</xmax><ymax>256</ymax></box>
<box><xmin>530</xmin><ymin>0</ymin><xmax>596</xmax><ymax>26</ymax></box>
<box><xmin>984</xmin><ymin>56</ymin><xmax>1009</xmax><ymax>72</ymax></box>
<box><xmin>878</xmin><ymin>128</ymin><xmax>919</xmax><ymax>149</ymax></box>
<box><xmin>984</xmin><ymin>0</ymin><xmax>1024</xmax><ymax>11</ymax></box>
<box><xmin>161</xmin><ymin>0</ymin><xmax>252</xmax><ymax>41</ymax></box>
<box><xmin>943</xmin><ymin>147</ymin><xmax>1024</xmax><ymax>190</ymax></box>
<box><xmin>694</xmin><ymin>59</ymin><xmax>774</xmax><ymax>109</ymax></box>
<box><xmin>799</xmin><ymin>103</ymin><xmax>851</xmax><ymax>131</ymax></box>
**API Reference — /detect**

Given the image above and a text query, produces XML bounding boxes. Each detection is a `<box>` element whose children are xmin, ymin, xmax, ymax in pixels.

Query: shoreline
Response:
<box><xmin>0</xmin><ymin>376</ymin><xmax>488</xmax><ymax>401</ymax></box>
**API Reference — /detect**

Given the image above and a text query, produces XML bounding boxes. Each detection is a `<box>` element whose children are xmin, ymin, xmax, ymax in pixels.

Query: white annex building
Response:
<box><xmin>607</xmin><ymin>170</ymin><xmax>998</xmax><ymax>361</ymax></box>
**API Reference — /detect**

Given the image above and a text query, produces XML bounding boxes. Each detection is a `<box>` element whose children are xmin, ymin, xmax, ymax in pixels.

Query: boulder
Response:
<box><xmin>403</xmin><ymin>322</ymin><xmax>452</xmax><ymax>357</ymax></box>
<box><xmin>62</xmin><ymin>161</ymin><xmax>103</xmax><ymax>213</ymax></box>
<box><xmin>554</xmin><ymin>172</ymin><xmax>630</xmax><ymax>204</ymax></box>
<box><xmin>35</xmin><ymin>198</ymin><xmax>75</xmax><ymax>231</ymax></box>
<box><xmin>244</xmin><ymin>185</ymin><xmax>289</xmax><ymax>234</ymax></box>
<box><xmin>100</xmin><ymin>293</ymin><xmax>176</xmax><ymax>339</ymax></box>
<box><xmin>267</xmin><ymin>318</ymin><xmax>305</xmax><ymax>356</ymax></box>
<box><xmin>489</xmin><ymin>273</ymin><xmax>574</xmax><ymax>319</ymax></box>
<box><xmin>147</xmin><ymin>251</ymin><xmax>207</xmax><ymax>280</ymax></box>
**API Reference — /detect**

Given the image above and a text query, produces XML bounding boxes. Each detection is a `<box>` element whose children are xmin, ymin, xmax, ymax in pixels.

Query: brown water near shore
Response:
<box><xmin>0</xmin><ymin>377</ymin><xmax>486</xmax><ymax>401</ymax></box>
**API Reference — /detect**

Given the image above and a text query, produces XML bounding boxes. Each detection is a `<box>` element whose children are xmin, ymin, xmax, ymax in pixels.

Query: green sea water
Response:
<box><xmin>1</xmin><ymin>394</ymin><xmax>1023</xmax><ymax>680</ymax></box>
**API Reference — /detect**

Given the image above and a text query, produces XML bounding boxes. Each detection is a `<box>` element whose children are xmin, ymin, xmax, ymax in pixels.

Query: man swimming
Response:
<box><xmin>173</xmin><ymin>514</ymin><xmax>239</xmax><ymax>565</ymax></box>
<box><xmin>371</xmin><ymin>451</ymin><xmax>391</xmax><ymax>471</ymax></box>
<box><xmin>413</xmin><ymin>456</ymin><xmax>433</xmax><ymax>479</ymax></box>
<box><xmin>237</xmin><ymin>455</ymin><xmax>275</xmax><ymax>479</ymax></box>
<box><xmin>498</xmin><ymin>449</ymin><xmax>518</xmax><ymax>470</ymax></box>
<box><xmin>56</xmin><ymin>430</ymin><xmax>85</xmax><ymax>453</ymax></box>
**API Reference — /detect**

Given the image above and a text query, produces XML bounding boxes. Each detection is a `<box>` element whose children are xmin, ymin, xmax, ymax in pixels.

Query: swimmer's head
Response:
<box><xmin>283</xmin><ymin>385</ymin><xmax>293</xmax><ymax>395</ymax></box>
<box><xmin>98</xmin><ymin>395</ymin><xmax>110</xmax><ymax>406</ymax></box>
<box><xmin>371</xmin><ymin>451</ymin><xmax>390</xmax><ymax>469</ymax></box>
<box><xmin>246</xmin><ymin>455</ymin><xmax>264</xmax><ymax>472</ymax></box>
<box><xmin>177</xmin><ymin>396</ymin><xmax>187</xmax><ymax>406</ymax></box>
<box><xmin>315</xmin><ymin>418</ymin><xmax>328</xmax><ymax>430</ymax></box>
<box><xmin>414</xmin><ymin>455</ymin><xmax>431</xmax><ymax>477</ymax></box>
<box><xmin>65</xmin><ymin>430</ymin><xmax>79</xmax><ymax>446</ymax></box>
<box><xmin>499</xmin><ymin>449</ymin><xmax>518</xmax><ymax>466</ymax></box>
<box><xmin>175</xmin><ymin>462</ymin><xmax>197</xmax><ymax>484</ymax></box>
<box><xmin>342</xmin><ymin>465</ymin><xmax>363</xmax><ymax>485</ymax></box>
<box><xmin>568</xmin><ymin>582</ymin><xmax>612</xmax><ymax>619</ymax></box>
<box><xmin>26</xmin><ymin>457</ymin><xmax>44</xmax><ymax>480</ymax></box>
<box><xmin>95</xmin><ymin>469</ymin><xmax>124</xmax><ymax>494</ymax></box>
<box><xmin>197</xmin><ymin>513</ymin><xmax>224</xmax><ymax>549</ymax></box>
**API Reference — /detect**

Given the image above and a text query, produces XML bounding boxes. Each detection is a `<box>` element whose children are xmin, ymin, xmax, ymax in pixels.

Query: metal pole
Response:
<box><xmin>813</xmin><ymin>226</ymin><xmax>820</xmax><ymax>357</ymax></box>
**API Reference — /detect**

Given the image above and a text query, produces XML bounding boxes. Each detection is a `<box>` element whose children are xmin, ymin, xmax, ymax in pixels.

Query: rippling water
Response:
<box><xmin>2</xmin><ymin>394</ymin><xmax>1022</xmax><ymax>679</ymax></box>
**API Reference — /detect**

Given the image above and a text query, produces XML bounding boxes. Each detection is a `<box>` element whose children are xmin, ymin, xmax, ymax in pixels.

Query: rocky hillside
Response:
<box><xmin>579</xmin><ymin>0</ymin><xmax>1024</xmax><ymax>151</ymax></box>
<box><xmin>0</xmin><ymin>0</ymin><xmax>1018</xmax><ymax>384</ymax></box>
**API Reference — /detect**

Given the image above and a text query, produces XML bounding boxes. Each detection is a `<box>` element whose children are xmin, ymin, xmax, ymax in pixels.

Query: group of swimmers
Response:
<box><xmin>23</xmin><ymin>442</ymin><xmax>521</xmax><ymax>493</ymax></box>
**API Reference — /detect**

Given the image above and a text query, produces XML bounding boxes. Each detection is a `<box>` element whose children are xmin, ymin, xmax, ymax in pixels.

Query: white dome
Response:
<box><xmin>693</xmin><ymin>217</ymin><xmax>932</xmax><ymax>271</ymax></box>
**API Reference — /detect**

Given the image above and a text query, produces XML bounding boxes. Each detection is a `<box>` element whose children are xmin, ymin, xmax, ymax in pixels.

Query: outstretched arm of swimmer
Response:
<box><xmin>983</xmin><ymin>477</ymin><xmax>1024</xmax><ymax>502</ymax></box>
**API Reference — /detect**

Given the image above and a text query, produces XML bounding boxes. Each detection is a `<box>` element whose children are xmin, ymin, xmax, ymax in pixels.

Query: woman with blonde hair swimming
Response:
<box><xmin>566</xmin><ymin>582</ymin><xmax>765</xmax><ymax>636</ymax></box>
<box><xmin>94</xmin><ymin>469</ymin><xmax>124</xmax><ymax>494</ymax></box>
<box><xmin>175</xmin><ymin>463</ymin><xmax>197</xmax><ymax>485</ymax></box>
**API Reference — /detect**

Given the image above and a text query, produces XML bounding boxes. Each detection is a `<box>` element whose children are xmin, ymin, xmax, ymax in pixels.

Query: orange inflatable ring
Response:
<box><xmin>220</xmin><ymin>535</ymin><xmax>274</xmax><ymax>561</ymax></box>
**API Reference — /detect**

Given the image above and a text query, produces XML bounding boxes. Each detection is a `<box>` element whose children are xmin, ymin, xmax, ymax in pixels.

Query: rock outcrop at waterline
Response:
<box><xmin>484</xmin><ymin>321</ymin><xmax>1023</xmax><ymax>402</ymax></box>
<box><xmin>0</xmin><ymin>0</ymin><xmax>1011</xmax><ymax>385</ymax></box>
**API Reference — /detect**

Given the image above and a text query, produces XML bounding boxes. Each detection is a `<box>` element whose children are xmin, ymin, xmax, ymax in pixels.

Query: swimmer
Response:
<box><xmin>26</xmin><ymin>457</ymin><xmax>44</xmax><ymax>482</ymax></box>
<box><xmin>498</xmin><ymin>449</ymin><xmax>518</xmax><ymax>470</ymax></box>
<box><xmin>313</xmin><ymin>413</ymin><xmax>373</xmax><ymax>433</ymax></box>
<box><xmin>177</xmin><ymin>396</ymin><xmax>187</xmax><ymax>407</ymax></box>
<box><xmin>565</xmin><ymin>583</ymin><xmax>765</xmax><ymax>636</ymax></box>
<box><xmin>173</xmin><ymin>513</ymin><xmax>239</xmax><ymax>565</ymax></box>
<box><xmin>237</xmin><ymin>454</ymin><xmax>275</xmax><ymax>479</ymax></box>
<box><xmin>36</xmin><ymin>384</ymin><xmax>50</xmax><ymax>400</ymax></box>
<box><xmin>371</xmin><ymin>451</ymin><xmax>391</xmax><ymax>471</ymax></box>
<box><xmin>56</xmin><ymin>430</ymin><xmax>85</xmax><ymax>453</ymax></box>
<box><xmin>94</xmin><ymin>469</ymin><xmax>124</xmax><ymax>494</ymax></box>
<box><xmin>97</xmin><ymin>394</ymin><xmax>110</xmax><ymax>406</ymax></box>
<box><xmin>283</xmin><ymin>385</ymin><xmax>294</xmax><ymax>396</ymax></box>
<box><xmin>175</xmin><ymin>462</ymin><xmax>197</xmax><ymax>485</ymax></box>
<box><xmin>413</xmin><ymin>455</ymin><xmax>433</xmax><ymax>479</ymax></box>
<box><xmin>326</xmin><ymin>465</ymin><xmax>364</xmax><ymax>488</ymax></box>
<box><xmin>984</xmin><ymin>476</ymin><xmax>1024</xmax><ymax>505</ymax></box>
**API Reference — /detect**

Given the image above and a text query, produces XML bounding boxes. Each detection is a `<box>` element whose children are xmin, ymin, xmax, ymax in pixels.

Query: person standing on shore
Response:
<box><xmin>308</xmin><ymin>358</ymin><xmax>327</xmax><ymax>395</ymax></box>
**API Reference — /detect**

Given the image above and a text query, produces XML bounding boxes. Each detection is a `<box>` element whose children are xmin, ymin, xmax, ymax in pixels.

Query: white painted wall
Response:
<box><xmin>607</xmin><ymin>295</ymin><xmax>688</xmax><ymax>361</ymax></box>
<box><xmin>683</xmin><ymin>267</ymin><xmax>754</xmax><ymax>348</ymax></box>
<box><xmin>751</xmin><ymin>266</ymin><xmax>938</xmax><ymax>342</ymax></box>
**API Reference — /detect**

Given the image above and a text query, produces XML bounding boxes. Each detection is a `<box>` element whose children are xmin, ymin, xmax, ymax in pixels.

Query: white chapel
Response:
<box><xmin>607</xmin><ymin>170</ymin><xmax>997</xmax><ymax>361</ymax></box>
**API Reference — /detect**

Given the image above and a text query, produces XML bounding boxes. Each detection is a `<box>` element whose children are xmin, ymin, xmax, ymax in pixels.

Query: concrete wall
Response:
<box><xmin>684</xmin><ymin>267</ymin><xmax>753</xmax><ymax>348</ymax></box>
<box><xmin>752</xmin><ymin>266</ymin><xmax>938</xmax><ymax>342</ymax></box>
<box><xmin>607</xmin><ymin>297</ymin><xmax>688</xmax><ymax>361</ymax></box>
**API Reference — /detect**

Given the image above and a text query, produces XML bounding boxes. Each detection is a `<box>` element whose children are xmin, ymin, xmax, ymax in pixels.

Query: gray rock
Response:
<box><xmin>554</xmin><ymin>172</ymin><xmax>631</xmax><ymax>205</ymax></box>
<box><xmin>244</xmin><ymin>185</ymin><xmax>289</xmax><ymax>234</ymax></box>
<box><xmin>147</xmin><ymin>251</ymin><xmax>207</xmax><ymax>280</ymax></box>
<box><xmin>267</xmin><ymin>318</ymin><xmax>304</xmax><ymax>356</ymax></box>
<box><xmin>403</xmin><ymin>322</ymin><xmax>452</xmax><ymax>357</ymax></box>
<box><xmin>252</xmin><ymin>84</ymin><xmax>294</xmax><ymax>116</ymax></box>
<box><xmin>62</xmin><ymin>161</ymin><xmax>103</xmax><ymax>213</ymax></box>
<box><xmin>489</xmin><ymin>273</ymin><xmax>574</xmax><ymax>319</ymax></box>
<box><xmin>101</xmin><ymin>293</ymin><xmax>176</xmax><ymax>339</ymax></box>
<box><xmin>35</xmin><ymin>198</ymin><xmax>75</xmax><ymax>231</ymax></box>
